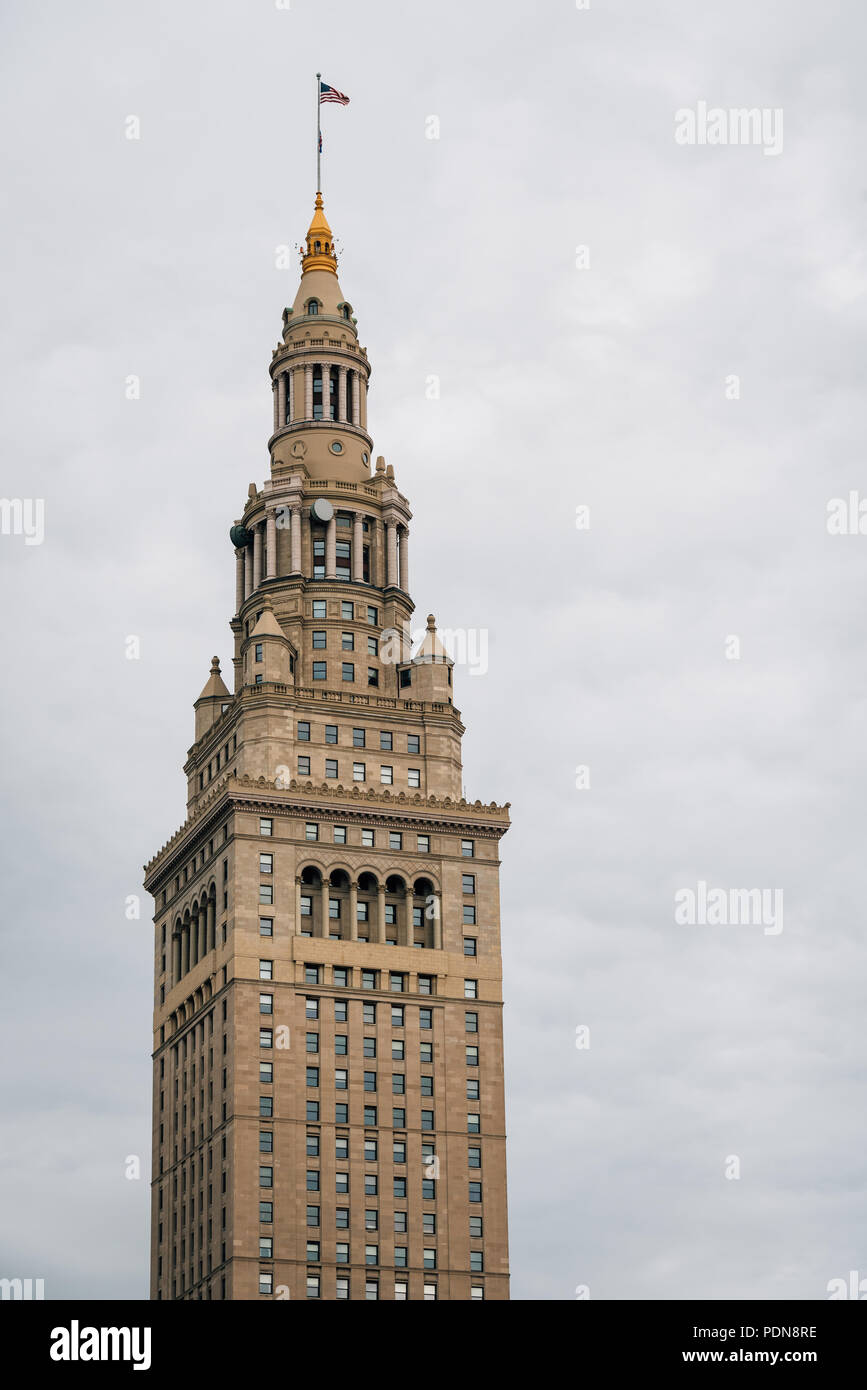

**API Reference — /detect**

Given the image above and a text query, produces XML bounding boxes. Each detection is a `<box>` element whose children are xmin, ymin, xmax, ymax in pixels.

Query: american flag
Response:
<box><xmin>319</xmin><ymin>81</ymin><xmax>350</xmax><ymax>106</ymax></box>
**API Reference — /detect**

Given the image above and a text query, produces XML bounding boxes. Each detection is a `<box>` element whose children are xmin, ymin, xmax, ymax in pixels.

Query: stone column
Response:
<box><xmin>325</xmin><ymin>363</ymin><xmax>334</xmax><ymax>420</ymax></box>
<box><xmin>353</xmin><ymin>512</ymin><xmax>364</xmax><ymax>582</ymax></box>
<box><xmin>352</xmin><ymin>372</ymin><xmax>360</xmax><ymax>425</ymax></box>
<box><xmin>376</xmin><ymin>883</ymin><xmax>387</xmax><ymax>944</ymax></box>
<box><xmin>338</xmin><ymin>366</ymin><xmax>347</xmax><ymax>421</ymax></box>
<box><xmin>252</xmin><ymin>523</ymin><xmax>263</xmax><ymax>590</ymax></box>
<box><xmin>272</xmin><ymin>381</ymin><xmax>279</xmax><ymax>433</ymax></box>
<box><xmin>276</xmin><ymin>374</ymin><xmax>286</xmax><ymax>429</ymax></box>
<box><xmin>305</xmin><ymin>364</ymin><xmax>313</xmax><ymax>419</ymax></box>
<box><xmin>386</xmin><ymin>521</ymin><xmax>398</xmax><ymax>587</ymax></box>
<box><xmin>432</xmin><ymin>897</ymin><xmax>442</xmax><ymax>951</ymax></box>
<box><xmin>173</xmin><ymin>934</ymin><xmax>182</xmax><ymax>984</ymax></box>
<box><xmin>319</xmin><ymin>878</ymin><xmax>330</xmax><ymax>939</ymax></box>
<box><xmin>398</xmin><ymin>526</ymin><xmax>408</xmax><ymax>592</ymax></box>
<box><xmin>325</xmin><ymin>515</ymin><xmax>336</xmax><ymax>580</ymax></box>
<box><xmin>244</xmin><ymin>544</ymin><xmax>253</xmax><ymax>600</ymax></box>
<box><xmin>234</xmin><ymin>549</ymin><xmax>245</xmax><ymax>615</ymax></box>
<box><xmin>403</xmin><ymin>885</ymin><xmax>414</xmax><ymax>947</ymax></box>
<box><xmin>294</xmin><ymin>876</ymin><xmax>302</xmax><ymax>936</ymax></box>
<box><xmin>349</xmin><ymin>880</ymin><xmax>359</xmax><ymax>942</ymax></box>
<box><xmin>182</xmin><ymin>924</ymin><xmax>190</xmax><ymax>975</ymax></box>
<box><xmin>266</xmin><ymin>511</ymin><xmax>277</xmax><ymax>579</ymax></box>
<box><xmin>192</xmin><ymin>911</ymin><xmax>200</xmax><ymax>967</ymax></box>
<box><xmin>290</xmin><ymin>507</ymin><xmax>302</xmax><ymax>574</ymax></box>
<box><xmin>288</xmin><ymin>369</ymin><xmax>295</xmax><ymax>423</ymax></box>
<box><xmin>375</xmin><ymin>521</ymin><xmax>384</xmax><ymax>588</ymax></box>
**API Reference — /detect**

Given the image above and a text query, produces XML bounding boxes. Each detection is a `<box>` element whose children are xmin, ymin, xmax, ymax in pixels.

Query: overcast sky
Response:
<box><xmin>1</xmin><ymin>0</ymin><xmax>866</xmax><ymax>1301</ymax></box>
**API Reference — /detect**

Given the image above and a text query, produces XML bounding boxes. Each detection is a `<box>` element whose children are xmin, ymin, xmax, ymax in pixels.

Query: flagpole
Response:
<box><xmin>316</xmin><ymin>71</ymin><xmax>321</xmax><ymax>191</ymax></box>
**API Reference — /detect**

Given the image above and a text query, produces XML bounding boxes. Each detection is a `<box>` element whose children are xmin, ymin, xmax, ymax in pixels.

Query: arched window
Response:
<box><xmin>314</xmin><ymin>240</ymin><xmax>321</xmax><ymax>253</ymax></box>
<box><xmin>300</xmin><ymin>866</ymin><xmax>322</xmax><ymax>937</ymax></box>
<box><xmin>357</xmin><ymin>872</ymin><xmax>378</xmax><ymax>942</ymax></box>
<box><xmin>308</xmin><ymin>300</ymin><xmax>319</xmax><ymax>316</ymax></box>
<box><xmin>342</xmin><ymin>305</ymin><xmax>351</xmax><ymax>321</ymax></box>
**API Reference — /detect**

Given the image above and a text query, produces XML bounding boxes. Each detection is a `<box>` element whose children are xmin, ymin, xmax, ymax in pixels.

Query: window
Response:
<box><xmin>259</xmin><ymin>1131</ymin><xmax>273</xmax><ymax>1153</ymax></box>
<box><xmin>406</xmin><ymin>734</ymin><xmax>420</xmax><ymax>755</ymax></box>
<box><xmin>471</xmin><ymin>1285</ymin><xmax>484</xmax><ymax>1300</ymax></box>
<box><xmin>336</xmin><ymin>1242</ymin><xmax>350</xmax><ymax>1264</ymax></box>
<box><xmin>363</xmin><ymin>1071</ymin><xmax>377</xmax><ymax>1092</ymax></box>
<box><xmin>464</xmin><ymin>979</ymin><xmax>478</xmax><ymax>999</ymax></box>
<box><xmin>305</xmin><ymin>997</ymin><xmax>319</xmax><ymax>1021</ymax></box>
<box><xmin>391</xmin><ymin>1006</ymin><xmax>405</xmax><ymax>1028</ymax></box>
<box><xmin>342</xmin><ymin>663</ymin><xmax>354</xmax><ymax>682</ymax></box>
<box><xmin>423</xmin><ymin>1249</ymin><xmax>437</xmax><ymax>1270</ymax></box>
<box><xmin>306</xmin><ymin>823</ymin><xmax>319</xmax><ymax>842</ymax></box>
<box><xmin>336</xmin><ymin>1276</ymin><xmax>349</xmax><ymax>1300</ymax></box>
<box><xmin>335</xmin><ymin>1172</ymin><xmax>349</xmax><ymax>1194</ymax></box>
<box><xmin>325</xmin><ymin>724</ymin><xmax>338</xmax><ymax>744</ymax></box>
<box><xmin>341</xmin><ymin>601</ymin><xmax>353</xmax><ymax>619</ymax></box>
<box><xmin>334</xmin><ymin>966</ymin><xmax>349</xmax><ymax>988</ymax></box>
<box><xmin>422</xmin><ymin>1179</ymin><xmax>436</xmax><ymax>1200</ymax></box>
<box><xmin>259</xmin><ymin>959</ymin><xmax>273</xmax><ymax>980</ymax></box>
<box><xmin>467</xmin><ymin>1079</ymin><xmax>479</xmax><ymax>1102</ymax></box>
<box><xmin>424</xmin><ymin>1283</ymin><xmax>437</xmax><ymax>1301</ymax></box>
<box><xmin>259</xmin><ymin>1271</ymin><xmax>273</xmax><ymax>1295</ymax></box>
<box><xmin>306</xmin><ymin>1275</ymin><xmax>320</xmax><ymax>1300</ymax></box>
<box><xmin>298</xmin><ymin>721</ymin><xmax>311</xmax><ymax>741</ymax></box>
<box><xmin>462</xmin><ymin>874</ymin><xmax>476</xmax><ymax>895</ymax></box>
<box><xmin>260</xmin><ymin>1201</ymin><xmax>273</xmax><ymax>1223</ymax></box>
<box><xmin>259</xmin><ymin>993</ymin><xmax>273</xmax><ymax>1015</ymax></box>
<box><xmin>393</xmin><ymin>1107</ymin><xmax>406</xmax><ymax>1128</ymax></box>
<box><xmin>390</xmin><ymin>972</ymin><xmax>406</xmax><ymax>994</ymax></box>
<box><xmin>394</xmin><ymin>1178</ymin><xmax>407</xmax><ymax>1200</ymax></box>
<box><xmin>393</xmin><ymin>1141</ymin><xmax>406</xmax><ymax>1164</ymax></box>
<box><xmin>260</xmin><ymin>1062</ymin><xmax>273</xmax><ymax>1084</ymax></box>
<box><xmin>392</xmin><ymin>1073</ymin><xmax>405</xmax><ymax>1093</ymax></box>
<box><xmin>352</xmin><ymin>728</ymin><xmax>366</xmax><ymax>748</ymax></box>
<box><xmin>260</xmin><ymin>1097</ymin><xmax>273</xmax><ymax>1118</ymax></box>
<box><xmin>420</xmin><ymin>1041</ymin><xmax>433</xmax><ymax>1063</ymax></box>
<box><xmin>365</xmin><ymin>1280</ymin><xmax>379</xmax><ymax>1301</ymax></box>
<box><xmin>254</xmin><ymin>643</ymin><xmax>263</xmax><ymax>662</ymax></box>
<box><xmin>461</xmin><ymin>839</ymin><xmax>475</xmax><ymax>857</ymax></box>
<box><xmin>394</xmin><ymin>1280</ymin><xmax>408</xmax><ymax>1301</ymax></box>
<box><xmin>313</xmin><ymin>662</ymin><xmax>326</xmax><ymax>681</ymax></box>
<box><xmin>380</xmin><ymin>765</ymin><xmax>393</xmax><ymax>785</ymax></box>
<box><xmin>364</xmin><ymin>1139</ymin><xmax>378</xmax><ymax>1162</ymax></box>
<box><xmin>335</xmin><ymin>1034</ymin><xmax>348</xmax><ymax>1056</ymax></box>
<box><xmin>306</xmin><ymin>1032</ymin><xmax>319</xmax><ymax>1053</ymax></box>
<box><xmin>298</xmin><ymin>756</ymin><xmax>311</xmax><ymax>775</ymax></box>
<box><xmin>305</xmin><ymin>964</ymin><xmax>322</xmax><ymax>984</ymax></box>
<box><xmin>463</xmin><ymin>937</ymin><xmax>477</xmax><ymax>957</ymax></box>
<box><xmin>260</xmin><ymin>853</ymin><xmax>273</xmax><ymax>875</ymax></box>
<box><xmin>306</xmin><ymin>1205</ymin><xmax>320</xmax><ymax>1226</ymax></box>
<box><xmin>336</xmin><ymin>1207</ymin><xmax>349</xmax><ymax>1229</ymax></box>
<box><xmin>335</xmin><ymin>1069</ymin><xmax>348</xmax><ymax>1090</ymax></box>
<box><xmin>417</xmin><ymin>834</ymin><xmax>430</xmax><ymax>853</ymax></box>
<box><xmin>362</xmin><ymin>970</ymin><xmax>378</xmax><ymax>990</ymax></box>
<box><xmin>260</xmin><ymin>818</ymin><xmax>273</xmax><ymax>836</ymax></box>
<box><xmin>259</xmin><ymin>1029</ymin><xmax>273</xmax><ymax>1048</ymax></box>
<box><xmin>423</xmin><ymin>1212</ymin><xmax>437</xmax><ymax>1236</ymax></box>
<box><xmin>367</xmin><ymin>666</ymin><xmax>379</xmax><ymax>687</ymax></box>
<box><xmin>353</xmin><ymin>762</ymin><xmax>366</xmax><ymax>782</ymax></box>
<box><xmin>312</xmin><ymin>600</ymin><xmax>326</xmax><ymax>619</ymax></box>
<box><xmin>300</xmin><ymin>895</ymin><xmax>312</xmax><ymax>918</ymax></box>
<box><xmin>312</xmin><ymin>630</ymin><xmax>327</xmax><ymax>649</ymax></box>
<box><xmin>408</xmin><ymin>769</ymin><xmax>420</xmax><ymax>788</ymax></box>
<box><xmin>325</xmin><ymin>759</ymin><xmax>338</xmax><ymax>779</ymax></box>
<box><xmin>364</xmin><ymin>1173</ymin><xmax>378</xmax><ymax>1195</ymax></box>
<box><xmin>367</xmin><ymin>605</ymin><xmax>378</xmax><ymax>624</ymax></box>
<box><xmin>466</xmin><ymin>1046</ymin><xmax>479</xmax><ymax>1067</ymax></box>
<box><xmin>306</xmin><ymin>1171</ymin><xmax>320</xmax><ymax>1191</ymax></box>
<box><xmin>421</xmin><ymin>1110</ymin><xmax>434</xmax><ymax>1131</ymax></box>
<box><xmin>389</xmin><ymin>832</ymin><xmax>402</xmax><ymax>850</ymax></box>
<box><xmin>463</xmin><ymin>906</ymin><xmax>477</xmax><ymax>927</ymax></box>
<box><xmin>367</xmin><ymin>636</ymin><xmax>378</xmax><ymax>655</ymax></box>
<box><xmin>365</xmin><ymin>1245</ymin><xmax>379</xmax><ymax>1268</ymax></box>
<box><xmin>335</xmin><ymin>1136</ymin><xmax>348</xmax><ymax>1160</ymax></box>
<box><xmin>259</xmin><ymin>1167</ymin><xmax>273</xmax><ymax>1188</ymax></box>
<box><xmin>363</xmin><ymin>1037</ymin><xmax>377</xmax><ymax>1058</ymax></box>
<box><xmin>468</xmin><ymin>1146</ymin><xmax>481</xmax><ymax>1168</ymax></box>
<box><xmin>306</xmin><ymin>1133</ymin><xmax>319</xmax><ymax>1156</ymax></box>
<box><xmin>361</xmin><ymin>829</ymin><xmax>375</xmax><ymax>849</ymax></box>
<box><xmin>420</xmin><ymin>1008</ymin><xmax>432</xmax><ymax>1030</ymax></box>
<box><xmin>421</xmin><ymin>1075</ymin><xmax>433</xmax><ymax>1097</ymax></box>
<box><xmin>466</xmin><ymin>1011</ymin><xmax>478</xmax><ymax>1032</ymax></box>
<box><xmin>306</xmin><ymin>1067</ymin><xmax>319</xmax><ymax>1088</ymax></box>
<box><xmin>335</xmin><ymin>1103</ymin><xmax>348</xmax><ymax>1123</ymax></box>
<box><xmin>418</xmin><ymin>975</ymin><xmax>433</xmax><ymax>995</ymax></box>
<box><xmin>341</xmin><ymin>632</ymin><xmax>354</xmax><ymax>651</ymax></box>
<box><xmin>385</xmin><ymin>904</ymin><xmax>396</xmax><ymax>926</ymax></box>
<box><xmin>363</xmin><ymin>1003</ymin><xmax>376</xmax><ymax>1023</ymax></box>
<box><xmin>469</xmin><ymin>1182</ymin><xmax>482</xmax><ymax>1203</ymax></box>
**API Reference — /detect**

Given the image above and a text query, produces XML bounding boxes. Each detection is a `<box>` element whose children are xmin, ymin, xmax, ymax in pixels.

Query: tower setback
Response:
<box><xmin>144</xmin><ymin>193</ymin><xmax>511</xmax><ymax>1300</ymax></box>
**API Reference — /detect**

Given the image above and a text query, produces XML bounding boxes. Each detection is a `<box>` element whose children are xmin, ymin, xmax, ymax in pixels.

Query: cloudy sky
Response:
<box><xmin>1</xmin><ymin>0</ymin><xmax>865</xmax><ymax>1300</ymax></box>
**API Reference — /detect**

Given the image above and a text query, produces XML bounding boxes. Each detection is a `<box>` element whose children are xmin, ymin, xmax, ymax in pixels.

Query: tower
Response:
<box><xmin>144</xmin><ymin>192</ymin><xmax>511</xmax><ymax>1301</ymax></box>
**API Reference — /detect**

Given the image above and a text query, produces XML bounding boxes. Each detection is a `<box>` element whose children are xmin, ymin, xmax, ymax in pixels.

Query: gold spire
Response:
<box><xmin>301</xmin><ymin>191</ymin><xmax>338</xmax><ymax>274</ymax></box>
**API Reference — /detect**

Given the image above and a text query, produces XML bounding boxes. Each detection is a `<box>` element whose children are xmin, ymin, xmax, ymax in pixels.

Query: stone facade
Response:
<box><xmin>144</xmin><ymin>193</ymin><xmax>510</xmax><ymax>1301</ymax></box>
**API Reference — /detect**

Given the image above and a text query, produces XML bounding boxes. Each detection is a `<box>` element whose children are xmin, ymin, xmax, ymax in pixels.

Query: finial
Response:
<box><xmin>427</xmin><ymin>614</ymin><xmax>436</xmax><ymax>631</ymax></box>
<box><xmin>211</xmin><ymin>655</ymin><xmax>220</xmax><ymax>672</ymax></box>
<box><xmin>302</xmin><ymin>191</ymin><xmax>338</xmax><ymax>274</ymax></box>
<box><xmin>375</xmin><ymin>456</ymin><xmax>385</xmax><ymax>473</ymax></box>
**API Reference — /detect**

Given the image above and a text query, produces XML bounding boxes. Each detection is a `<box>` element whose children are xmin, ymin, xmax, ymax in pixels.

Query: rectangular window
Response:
<box><xmin>393</xmin><ymin>1141</ymin><xmax>406</xmax><ymax>1164</ymax></box>
<box><xmin>259</xmin><ymin>884</ymin><xmax>273</xmax><ymax>905</ymax></box>
<box><xmin>364</xmin><ymin>1140</ymin><xmax>378</xmax><ymax>1163</ymax></box>
<box><xmin>394</xmin><ymin>1246</ymin><xmax>407</xmax><ymax>1267</ymax></box>
<box><xmin>335</xmin><ymin>999</ymin><xmax>347</xmax><ymax>1022</ymax></box>
<box><xmin>300</xmin><ymin>895</ymin><xmax>312</xmax><ymax>918</ymax></box>
<box><xmin>352</xmin><ymin>727</ymin><xmax>366</xmax><ymax>748</ymax></box>
<box><xmin>305</xmin><ymin>997</ymin><xmax>318</xmax><ymax>1019</ymax></box>
<box><xmin>335</xmin><ymin>1034</ymin><xmax>347</xmax><ymax>1055</ymax></box>
<box><xmin>306</xmin><ymin>1067</ymin><xmax>319</xmax><ymax>1088</ymax></box>
<box><xmin>392</xmin><ymin>1073</ymin><xmax>405</xmax><ymax>1093</ymax></box>
<box><xmin>341</xmin><ymin>601</ymin><xmax>354</xmax><ymax>619</ymax></box>
<box><xmin>259</xmin><ymin>959</ymin><xmax>273</xmax><ymax>980</ymax></box>
<box><xmin>298</xmin><ymin>721</ymin><xmax>311</xmax><ymax>742</ymax></box>
<box><xmin>463</xmin><ymin>937</ymin><xmax>477</xmax><ymax>957</ymax></box>
<box><xmin>305</xmin><ymin>964</ymin><xmax>322</xmax><ymax>984</ymax></box>
<box><xmin>335</xmin><ymin>1172</ymin><xmax>349</xmax><ymax>1194</ymax></box>
<box><xmin>420</xmin><ymin>1042</ymin><xmax>433</xmax><ymax>1063</ymax></box>
<box><xmin>363</xmin><ymin>1036</ymin><xmax>377</xmax><ymax>1058</ymax></box>
<box><xmin>466</xmin><ymin>1046</ymin><xmax>479</xmax><ymax>1066</ymax></box>
<box><xmin>464</xmin><ymin>978</ymin><xmax>478</xmax><ymax>999</ymax></box>
<box><xmin>306</xmin><ymin>823</ymin><xmax>319</xmax><ymax>842</ymax></box>
<box><xmin>333</xmin><ymin>825</ymin><xmax>347</xmax><ymax>844</ymax></box>
<box><xmin>408</xmin><ymin>768</ymin><xmax>420</xmax><ymax>788</ymax></box>
<box><xmin>298</xmin><ymin>755</ymin><xmax>311</xmax><ymax>775</ymax></box>
<box><xmin>341</xmin><ymin>632</ymin><xmax>354</xmax><ymax>651</ymax></box>
<box><xmin>393</xmin><ymin>1107</ymin><xmax>406</xmax><ymax>1128</ymax></box>
<box><xmin>367</xmin><ymin>667</ymin><xmax>379</xmax><ymax>687</ymax></box>
<box><xmin>259</xmin><ymin>1028</ymin><xmax>273</xmax><ymax>1048</ymax></box>
<box><xmin>421</xmin><ymin>1075</ymin><xmax>433</xmax><ymax>1097</ymax></box>
<box><xmin>462</xmin><ymin>839</ymin><xmax>474</xmax><ymax>857</ymax></box>
<box><xmin>367</xmin><ymin>636</ymin><xmax>378</xmax><ymax>656</ymax></box>
<box><xmin>391</xmin><ymin>1005</ymin><xmax>405</xmax><ymax>1028</ymax></box>
<box><xmin>260</xmin><ymin>1096</ymin><xmax>273</xmax><ymax>1118</ymax></box>
<box><xmin>259</xmin><ymin>1131</ymin><xmax>273</xmax><ymax>1153</ymax></box>
<box><xmin>312</xmin><ymin>630</ymin><xmax>327</xmax><ymax>649</ymax></box>
<box><xmin>312</xmin><ymin>600</ymin><xmax>326</xmax><ymax>619</ymax></box>
<box><xmin>342</xmin><ymin>663</ymin><xmax>354</xmax><ymax>682</ymax></box>
<box><xmin>260</xmin><ymin>1062</ymin><xmax>273</xmax><ymax>1084</ymax></box>
<box><xmin>334</xmin><ymin>966</ymin><xmax>349</xmax><ymax>988</ymax></box>
<box><xmin>306</xmin><ymin>1032</ymin><xmax>319</xmax><ymax>1053</ymax></box>
<box><xmin>335</xmin><ymin>1103</ymin><xmax>348</xmax><ymax>1123</ymax></box>
<box><xmin>468</xmin><ymin>1146</ymin><xmax>481</xmax><ymax>1168</ymax></box>
<box><xmin>259</xmin><ymin>1167</ymin><xmax>273</xmax><ymax>1188</ymax></box>
<box><xmin>421</xmin><ymin>1178</ymin><xmax>436</xmax><ymax>1200</ymax></box>
<box><xmin>417</xmin><ymin>834</ymin><xmax>430</xmax><ymax>853</ymax></box>
<box><xmin>380</xmin><ymin>765</ymin><xmax>393</xmax><ymax>785</ymax></box>
<box><xmin>260</xmin><ymin>818</ymin><xmax>273</xmax><ymax>836</ymax></box>
<box><xmin>418</xmin><ymin>975</ymin><xmax>433</xmax><ymax>995</ymax></box>
<box><xmin>306</xmin><ymin>1133</ymin><xmax>320</xmax><ymax>1156</ymax></box>
<box><xmin>336</xmin><ymin>1207</ymin><xmax>349</xmax><ymax>1229</ymax></box>
<box><xmin>470</xmin><ymin>1216</ymin><xmax>483</xmax><ymax>1238</ymax></box>
<box><xmin>362</xmin><ymin>970</ymin><xmax>378</xmax><ymax>990</ymax></box>
<box><xmin>462</xmin><ymin>874</ymin><xmax>476</xmax><ymax>895</ymax></box>
<box><xmin>353</xmin><ymin>762</ymin><xmax>366</xmax><ymax>782</ymax></box>
<box><xmin>335</xmin><ymin>1069</ymin><xmax>348</xmax><ymax>1090</ymax></box>
<box><xmin>389</xmin><ymin>831</ymin><xmax>402</xmax><ymax>850</ymax></box>
<box><xmin>254</xmin><ymin>643</ymin><xmax>263</xmax><ymax>662</ymax></box>
<box><xmin>467</xmin><ymin>1079</ymin><xmax>479</xmax><ymax>1101</ymax></box>
<box><xmin>469</xmin><ymin>1182</ymin><xmax>482</xmax><ymax>1203</ymax></box>
<box><xmin>421</xmin><ymin>1109</ymin><xmax>434</xmax><ymax>1130</ymax></box>
<box><xmin>306</xmin><ymin>1205</ymin><xmax>320</xmax><ymax>1226</ymax></box>
<box><xmin>336</xmin><ymin>1242</ymin><xmax>350</xmax><ymax>1264</ymax></box>
<box><xmin>364</xmin><ymin>1173</ymin><xmax>378</xmax><ymax>1195</ymax></box>
<box><xmin>466</xmin><ymin>1011</ymin><xmax>478</xmax><ymax>1032</ymax></box>
<box><xmin>260</xmin><ymin>853</ymin><xmax>273</xmax><ymax>875</ymax></box>
<box><xmin>408</xmin><ymin>735</ymin><xmax>420</xmax><ymax>754</ymax></box>
<box><xmin>325</xmin><ymin>759</ymin><xmax>338</xmax><ymax>779</ymax></box>
<box><xmin>367</xmin><ymin>605</ymin><xmax>378</xmax><ymax>624</ymax></box>
<box><xmin>306</xmin><ymin>1171</ymin><xmax>320</xmax><ymax>1192</ymax></box>
<box><xmin>363</xmin><ymin>1071</ymin><xmax>377</xmax><ymax>1092</ymax></box>
<box><xmin>389</xmin><ymin>972</ymin><xmax>406</xmax><ymax>994</ymax></box>
<box><xmin>325</xmin><ymin>724</ymin><xmax>338</xmax><ymax>744</ymax></box>
<box><xmin>361</xmin><ymin>829</ymin><xmax>375</xmax><ymax>849</ymax></box>
<box><xmin>312</xmin><ymin>662</ymin><xmax>326</xmax><ymax>681</ymax></box>
<box><xmin>394</xmin><ymin>1178</ymin><xmax>407</xmax><ymax>1200</ymax></box>
<box><xmin>260</xmin><ymin>1201</ymin><xmax>273</xmax><ymax>1222</ymax></box>
<box><xmin>259</xmin><ymin>993</ymin><xmax>273</xmax><ymax>1015</ymax></box>
<box><xmin>363</xmin><ymin>1003</ymin><xmax>376</xmax><ymax>1024</ymax></box>
<box><xmin>394</xmin><ymin>1280</ymin><xmax>408</xmax><ymax>1300</ymax></box>
<box><xmin>365</xmin><ymin>1245</ymin><xmax>379</xmax><ymax>1267</ymax></box>
<box><xmin>420</xmin><ymin>1008</ymin><xmax>432</xmax><ymax>1030</ymax></box>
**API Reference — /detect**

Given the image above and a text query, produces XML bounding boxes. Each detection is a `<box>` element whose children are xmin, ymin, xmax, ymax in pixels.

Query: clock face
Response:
<box><xmin>310</xmin><ymin>498</ymin><xmax>334</xmax><ymax>523</ymax></box>
<box><xmin>290</xmin><ymin>439</ymin><xmax>307</xmax><ymax>459</ymax></box>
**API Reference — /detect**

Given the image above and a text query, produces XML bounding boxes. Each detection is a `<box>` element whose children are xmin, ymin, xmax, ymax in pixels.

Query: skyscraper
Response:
<box><xmin>144</xmin><ymin>191</ymin><xmax>511</xmax><ymax>1300</ymax></box>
